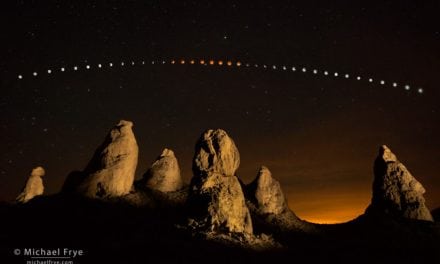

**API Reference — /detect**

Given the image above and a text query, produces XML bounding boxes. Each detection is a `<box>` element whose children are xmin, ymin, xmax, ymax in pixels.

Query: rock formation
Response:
<box><xmin>246</xmin><ymin>166</ymin><xmax>313</xmax><ymax>232</ymax></box>
<box><xmin>73</xmin><ymin>120</ymin><xmax>139</xmax><ymax>198</ymax></box>
<box><xmin>142</xmin><ymin>148</ymin><xmax>183</xmax><ymax>192</ymax></box>
<box><xmin>16</xmin><ymin>166</ymin><xmax>45</xmax><ymax>203</ymax></box>
<box><xmin>188</xmin><ymin>129</ymin><xmax>253</xmax><ymax>234</ymax></box>
<box><xmin>247</xmin><ymin>166</ymin><xmax>287</xmax><ymax>215</ymax></box>
<box><xmin>193</xmin><ymin>129</ymin><xmax>240</xmax><ymax>177</ymax></box>
<box><xmin>366</xmin><ymin>145</ymin><xmax>433</xmax><ymax>221</ymax></box>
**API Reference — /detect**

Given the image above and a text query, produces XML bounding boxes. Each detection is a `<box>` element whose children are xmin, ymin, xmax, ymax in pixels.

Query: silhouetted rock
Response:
<box><xmin>188</xmin><ymin>129</ymin><xmax>253</xmax><ymax>234</ymax></box>
<box><xmin>246</xmin><ymin>166</ymin><xmax>314</xmax><ymax>232</ymax></box>
<box><xmin>432</xmin><ymin>208</ymin><xmax>440</xmax><ymax>222</ymax></box>
<box><xmin>71</xmin><ymin>120</ymin><xmax>139</xmax><ymax>198</ymax></box>
<box><xmin>366</xmin><ymin>145</ymin><xmax>433</xmax><ymax>221</ymax></box>
<box><xmin>61</xmin><ymin>170</ymin><xmax>86</xmax><ymax>193</ymax></box>
<box><xmin>142</xmin><ymin>148</ymin><xmax>183</xmax><ymax>192</ymax></box>
<box><xmin>16</xmin><ymin>166</ymin><xmax>45</xmax><ymax>203</ymax></box>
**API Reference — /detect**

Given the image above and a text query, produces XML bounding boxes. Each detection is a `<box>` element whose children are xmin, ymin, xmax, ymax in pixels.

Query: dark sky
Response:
<box><xmin>1</xmin><ymin>1</ymin><xmax>439</xmax><ymax>223</ymax></box>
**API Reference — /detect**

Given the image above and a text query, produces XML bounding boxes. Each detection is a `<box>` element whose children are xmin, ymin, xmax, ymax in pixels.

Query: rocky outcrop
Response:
<box><xmin>188</xmin><ymin>129</ymin><xmax>253</xmax><ymax>234</ymax></box>
<box><xmin>142</xmin><ymin>148</ymin><xmax>183</xmax><ymax>192</ymax></box>
<box><xmin>247</xmin><ymin>166</ymin><xmax>287</xmax><ymax>215</ymax></box>
<box><xmin>193</xmin><ymin>129</ymin><xmax>240</xmax><ymax>177</ymax></box>
<box><xmin>72</xmin><ymin>120</ymin><xmax>139</xmax><ymax>198</ymax></box>
<box><xmin>16</xmin><ymin>166</ymin><xmax>45</xmax><ymax>203</ymax></box>
<box><xmin>246</xmin><ymin>166</ymin><xmax>314</xmax><ymax>232</ymax></box>
<box><xmin>366</xmin><ymin>145</ymin><xmax>433</xmax><ymax>221</ymax></box>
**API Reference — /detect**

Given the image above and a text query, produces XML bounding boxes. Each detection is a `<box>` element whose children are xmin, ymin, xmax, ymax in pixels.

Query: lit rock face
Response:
<box><xmin>76</xmin><ymin>120</ymin><xmax>138</xmax><ymax>198</ymax></box>
<box><xmin>143</xmin><ymin>148</ymin><xmax>183</xmax><ymax>192</ymax></box>
<box><xmin>247</xmin><ymin>166</ymin><xmax>287</xmax><ymax>215</ymax></box>
<box><xmin>246</xmin><ymin>166</ymin><xmax>312</xmax><ymax>232</ymax></box>
<box><xmin>193</xmin><ymin>129</ymin><xmax>240</xmax><ymax>177</ymax></box>
<box><xmin>189</xmin><ymin>129</ymin><xmax>253</xmax><ymax>234</ymax></box>
<box><xmin>16</xmin><ymin>167</ymin><xmax>45</xmax><ymax>203</ymax></box>
<box><xmin>368</xmin><ymin>145</ymin><xmax>433</xmax><ymax>221</ymax></box>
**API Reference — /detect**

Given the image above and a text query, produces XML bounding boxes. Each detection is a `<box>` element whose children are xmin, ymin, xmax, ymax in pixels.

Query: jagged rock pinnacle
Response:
<box><xmin>367</xmin><ymin>145</ymin><xmax>433</xmax><ymax>221</ymax></box>
<box><xmin>72</xmin><ymin>120</ymin><xmax>139</xmax><ymax>198</ymax></box>
<box><xmin>16</xmin><ymin>166</ymin><xmax>45</xmax><ymax>203</ymax></box>
<box><xmin>248</xmin><ymin>166</ymin><xmax>287</xmax><ymax>215</ymax></box>
<box><xmin>246</xmin><ymin>166</ymin><xmax>314</xmax><ymax>232</ymax></box>
<box><xmin>143</xmin><ymin>148</ymin><xmax>183</xmax><ymax>192</ymax></box>
<box><xmin>189</xmin><ymin>129</ymin><xmax>253</xmax><ymax>234</ymax></box>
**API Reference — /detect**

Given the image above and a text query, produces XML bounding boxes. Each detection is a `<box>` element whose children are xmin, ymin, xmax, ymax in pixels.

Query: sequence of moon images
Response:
<box><xmin>17</xmin><ymin>58</ymin><xmax>424</xmax><ymax>94</ymax></box>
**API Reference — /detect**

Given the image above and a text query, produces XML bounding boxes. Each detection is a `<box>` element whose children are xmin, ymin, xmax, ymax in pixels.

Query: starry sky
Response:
<box><xmin>1</xmin><ymin>1</ymin><xmax>440</xmax><ymax>223</ymax></box>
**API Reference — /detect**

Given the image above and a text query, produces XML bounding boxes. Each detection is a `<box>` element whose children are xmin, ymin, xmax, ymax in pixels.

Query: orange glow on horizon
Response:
<box><xmin>180</xmin><ymin>59</ymin><xmax>185</xmax><ymax>64</ymax></box>
<box><xmin>236</xmin><ymin>61</ymin><xmax>241</xmax><ymax>66</ymax></box>
<box><xmin>190</xmin><ymin>59</ymin><xmax>195</xmax><ymax>64</ymax></box>
<box><xmin>209</xmin><ymin>60</ymin><xmax>215</xmax><ymax>65</ymax></box>
<box><xmin>296</xmin><ymin>211</ymin><xmax>363</xmax><ymax>224</ymax></box>
<box><xmin>227</xmin><ymin>61</ymin><xmax>232</xmax><ymax>66</ymax></box>
<box><xmin>200</xmin><ymin>59</ymin><xmax>205</xmax><ymax>65</ymax></box>
<box><xmin>286</xmin><ymin>189</ymin><xmax>370</xmax><ymax>224</ymax></box>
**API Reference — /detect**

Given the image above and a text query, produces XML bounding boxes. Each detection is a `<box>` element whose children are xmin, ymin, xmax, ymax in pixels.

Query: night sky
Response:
<box><xmin>1</xmin><ymin>1</ymin><xmax>440</xmax><ymax>223</ymax></box>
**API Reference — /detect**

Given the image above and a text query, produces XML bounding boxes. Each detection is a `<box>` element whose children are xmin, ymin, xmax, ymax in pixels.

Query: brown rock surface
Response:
<box><xmin>16</xmin><ymin>166</ymin><xmax>45</xmax><ymax>203</ymax></box>
<box><xmin>246</xmin><ymin>166</ymin><xmax>315</xmax><ymax>232</ymax></box>
<box><xmin>75</xmin><ymin>120</ymin><xmax>139</xmax><ymax>198</ymax></box>
<box><xmin>189</xmin><ymin>129</ymin><xmax>253</xmax><ymax>234</ymax></box>
<box><xmin>367</xmin><ymin>145</ymin><xmax>433</xmax><ymax>221</ymax></box>
<box><xmin>143</xmin><ymin>148</ymin><xmax>183</xmax><ymax>192</ymax></box>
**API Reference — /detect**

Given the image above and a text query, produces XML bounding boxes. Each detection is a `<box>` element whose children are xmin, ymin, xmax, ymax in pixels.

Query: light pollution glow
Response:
<box><xmin>287</xmin><ymin>190</ymin><xmax>371</xmax><ymax>224</ymax></box>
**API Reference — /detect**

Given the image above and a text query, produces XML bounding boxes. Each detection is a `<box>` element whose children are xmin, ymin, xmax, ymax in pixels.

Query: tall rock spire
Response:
<box><xmin>73</xmin><ymin>120</ymin><xmax>139</xmax><ymax>198</ymax></box>
<box><xmin>247</xmin><ymin>166</ymin><xmax>288</xmax><ymax>215</ymax></box>
<box><xmin>16</xmin><ymin>166</ymin><xmax>45</xmax><ymax>203</ymax></box>
<box><xmin>367</xmin><ymin>145</ymin><xmax>433</xmax><ymax>221</ymax></box>
<box><xmin>188</xmin><ymin>129</ymin><xmax>253</xmax><ymax>234</ymax></box>
<box><xmin>246</xmin><ymin>166</ymin><xmax>314</xmax><ymax>232</ymax></box>
<box><xmin>142</xmin><ymin>148</ymin><xmax>183</xmax><ymax>192</ymax></box>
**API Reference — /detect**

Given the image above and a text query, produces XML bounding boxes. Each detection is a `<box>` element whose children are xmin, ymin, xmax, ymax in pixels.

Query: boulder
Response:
<box><xmin>16</xmin><ymin>166</ymin><xmax>45</xmax><ymax>203</ymax></box>
<box><xmin>143</xmin><ymin>148</ymin><xmax>183</xmax><ymax>192</ymax></box>
<box><xmin>188</xmin><ymin>129</ymin><xmax>253</xmax><ymax>234</ymax></box>
<box><xmin>74</xmin><ymin>120</ymin><xmax>138</xmax><ymax>198</ymax></box>
<box><xmin>366</xmin><ymin>145</ymin><xmax>433</xmax><ymax>221</ymax></box>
